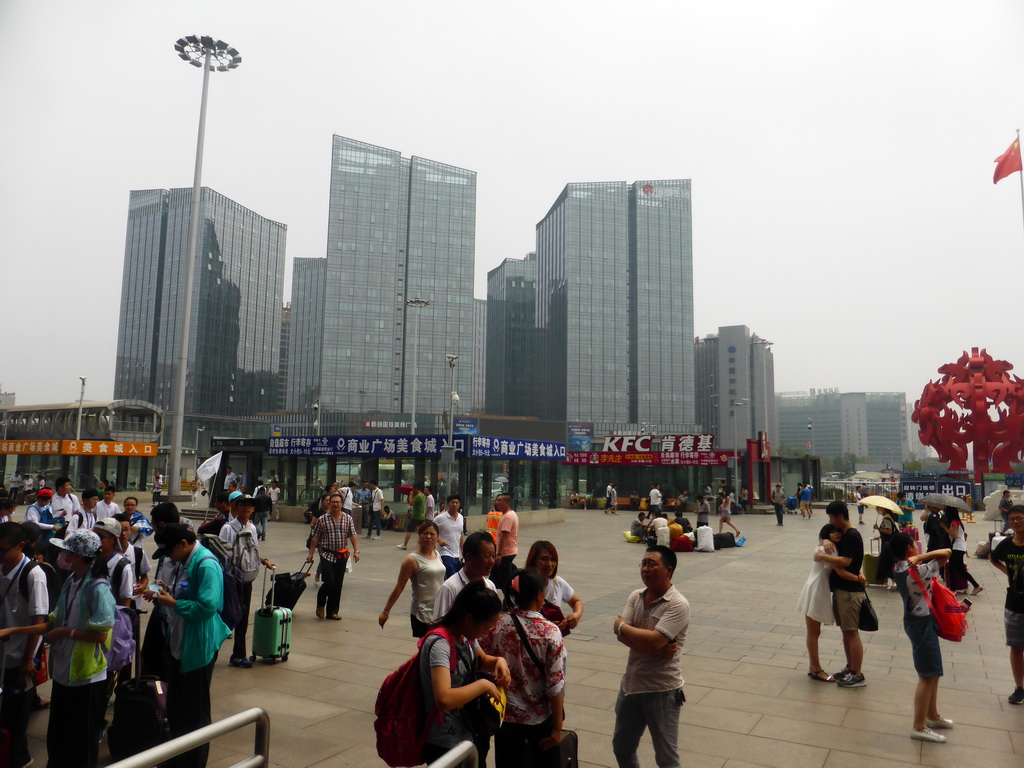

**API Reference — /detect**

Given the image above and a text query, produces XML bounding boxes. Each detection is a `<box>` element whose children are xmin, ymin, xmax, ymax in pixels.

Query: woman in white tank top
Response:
<box><xmin>379</xmin><ymin>521</ymin><xmax>447</xmax><ymax>637</ymax></box>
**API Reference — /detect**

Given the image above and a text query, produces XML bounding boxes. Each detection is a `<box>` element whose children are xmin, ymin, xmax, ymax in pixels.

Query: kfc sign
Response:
<box><xmin>602</xmin><ymin>435</ymin><xmax>654</xmax><ymax>452</ymax></box>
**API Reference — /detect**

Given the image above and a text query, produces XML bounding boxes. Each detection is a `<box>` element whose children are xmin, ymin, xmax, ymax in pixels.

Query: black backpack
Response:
<box><xmin>18</xmin><ymin>560</ymin><xmax>57</xmax><ymax>614</ymax></box>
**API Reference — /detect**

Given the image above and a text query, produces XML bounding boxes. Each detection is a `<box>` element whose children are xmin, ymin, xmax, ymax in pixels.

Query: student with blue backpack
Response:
<box><xmin>148</xmin><ymin>523</ymin><xmax>231</xmax><ymax>768</ymax></box>
<box><xmin>219</xmin><ymin>496</ymin><xmax>275</xmax><ymax>668</ymax></box>
<box><xmin>0</xmin><ymin>529</ymin><xmax>116</xmax><ymax>768</ymax></box>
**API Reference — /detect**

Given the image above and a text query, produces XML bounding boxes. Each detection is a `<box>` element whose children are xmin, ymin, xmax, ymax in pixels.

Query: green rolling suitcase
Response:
<box><xmin>251</xmin><ymin>566</ymin><xmax>292</xmax><ymax>664</ymax></box>
<box><xmin>862</xmin><ymin>537</ymin><xmax>881</xmax><ymax>585</ymax></box>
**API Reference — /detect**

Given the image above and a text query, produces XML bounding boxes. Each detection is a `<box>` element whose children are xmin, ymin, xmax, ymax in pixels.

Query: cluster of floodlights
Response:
<box><xmin>173</xmin><ymin>35</ymin><xmax>241</xmax><ymax>71</ymax></box>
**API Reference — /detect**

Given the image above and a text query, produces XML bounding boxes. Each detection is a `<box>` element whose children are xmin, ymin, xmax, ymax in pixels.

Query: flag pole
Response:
<box><xmin>1017</xmin><ymin>129</ymin><xmax>1024</xmax><ymax>239</ymax></box>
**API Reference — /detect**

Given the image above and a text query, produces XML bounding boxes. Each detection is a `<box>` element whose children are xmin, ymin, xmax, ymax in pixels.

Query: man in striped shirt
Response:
<box><xmin>306</xmin><ymin>493</ymin><xmax>360</xmax><ymax>621</ymax></box>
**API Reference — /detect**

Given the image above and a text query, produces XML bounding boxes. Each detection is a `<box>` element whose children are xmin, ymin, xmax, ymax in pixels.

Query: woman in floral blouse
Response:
<box><xmin>479</xmin><ymin>568</ymin><xmax>566</xmax><ymax>768</ymax></box>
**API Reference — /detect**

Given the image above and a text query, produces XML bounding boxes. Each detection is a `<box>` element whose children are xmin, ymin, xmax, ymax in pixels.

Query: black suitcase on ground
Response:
<box><xmin>539</xmin><ymin>729</ymin><xmax>578</xmax><ymax>768</ymax></box>
<box><xmin>107</xmin><ymin>612</ymin><xmax>170</xmax><ymax>761</ymax></box>
<box><xmin>713</xmin><ymin>532</ymin><xmax>736</xmax><ymax>550</ymax></box>
<box><xmin>266</xmin><ymin>562</ymin><xmax>312</xmax><ymax>610</ymax></box>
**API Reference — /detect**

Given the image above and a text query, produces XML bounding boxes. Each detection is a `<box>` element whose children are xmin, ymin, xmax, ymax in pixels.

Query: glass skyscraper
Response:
<box><xmin>115</xmin><ymin>187</ymin><xmax>286</xmax><ymax>419</ymax></box>
<box><xmin>288</xmin><ymin>136</ymin><xmax>477</xmax><ymax>421</ymax></box>
<box><xmin>486</xmin><ymin>253</ymin><xmax>537</xmax><ymax>416</ymax></box>
<box><xmin>286</xmin><ymin>258</ymin><xmax>326</xmax><ymax>413</ymax></box>
<box><xmin>534</xmin><ymin>180</ymin><xmax>695</xmax><ymax>432</ymax></box>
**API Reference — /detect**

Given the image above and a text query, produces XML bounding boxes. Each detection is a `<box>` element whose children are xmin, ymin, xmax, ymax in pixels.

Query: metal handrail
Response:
<box><xmin>107</xmin><ymin>707</ymin><xmax>270</xmax><ymax>768</ymax></box>
<box><xmin>426</xmin><ymin>740</ymin><xmax>478</xmax><ymax>768</ymax></box>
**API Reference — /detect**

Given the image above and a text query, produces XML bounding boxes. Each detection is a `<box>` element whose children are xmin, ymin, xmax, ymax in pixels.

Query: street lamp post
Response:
<box><xmin>167</xmin><ymin>35</ymin><xmax>241</xmax><ymax>501</ymax></box>
<box><xmin>312</xmin><ymin>397</ymin><xmax>320</xmax><ymax>437</ymax></box>
<box><xmin>445</xmin><ymin>354</ymin><xmax>459</xmax><ymax>497</ymax></box>
<box><xmin>74</xmin><ymin>377</ymin><xmax>86</xmax><ymax>486</ymax></box>
<box><xmin>732</xmin><ymin>399</ymin><xmax>749</xmax><ymax>495</ymax></box>
<box><xmin>405</xmin><ymin>298</ymin><xmax>430</xmax><ymax>434</ymax></box>
<box><xmin>807</xmin><ymin>418</ymin><xmax>815</xmax><ymax>455</ymax></box>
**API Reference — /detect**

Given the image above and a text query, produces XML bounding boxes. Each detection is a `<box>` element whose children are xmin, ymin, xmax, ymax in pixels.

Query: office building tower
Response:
<box><xmin>534</xmin><ymin>180</ymin><xmax>695</xmax><ymax>432</ymax></box>
<box><xmin>485</xmin><ymin>253</ymin><xmax>537</xmax><ymax>416</ymax></box>
<box><xmin>289</xmin><ymin>136</ymin><xmax>477</xmax><ymax>421</ymax></box>
<box><xmin>286</xmin><ymin>258</ymin><xmax>327</xmax><ymax>412</ymax></box>
<box><xmin>277</xmin><ymin>303</ymin><xmax>291</xmax><ymax>411</ymax></box>
<box><xmin>472</xmin><ymin>299</ymin><xmax>487</xmax><ymax>415</ymax></box>
<box><xmin>694</xmin><ymin>326</ymin><xmax>776</xmax><ymax>449</ymax></box>
<box><xmin>114</xmin><ymin>187</ymin><xmax>286</xmax><ymax>418</ymax></box>
<box><xmin>777</xmin><ymin>390</ymin><xmax>908</xmax><ymax>467</ymax></box>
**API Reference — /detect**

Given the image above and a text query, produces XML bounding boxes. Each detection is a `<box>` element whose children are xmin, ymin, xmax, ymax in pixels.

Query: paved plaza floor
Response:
<box><xmin>24</xmin><ymin>507</ymin><xmax>1024</xmax><ymax>767</ymax></box>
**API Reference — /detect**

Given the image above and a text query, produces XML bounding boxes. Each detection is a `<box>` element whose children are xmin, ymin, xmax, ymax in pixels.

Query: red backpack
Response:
<box><xmin>375</xmin><ymin>627</ymin><xmax>458</xmax><ymax>767</ymax></box>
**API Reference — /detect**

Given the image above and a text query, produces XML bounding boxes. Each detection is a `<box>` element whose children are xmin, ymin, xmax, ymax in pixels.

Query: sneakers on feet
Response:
<box><xmin>970</xmin><ymin>585</ymin><xmax>984</xmax><ymax>596</ymax></box>
<box><xmin>925</xmin><ymin>717</ymin><xmax>954</xmax><ymax>729</ymax></box>
<box><xmin>911</xmin><ymin>727</ymin><xmax>945</xmax><ymax>743</ymax></box>
<box><xmin>229</xmin><ymin>657</ymin><xmax>253</xmax><ymax>669</ymax></box>
<box><xmin>836</xmin><ymin>672</ymin><xmax>866</xmax><ymax>688</ymax></box>
<box><xmin>834</xmin><ymin>665</ymin><xmax>850</xmax><ymax>679</ymax></box>
<box><xmin>396</xmin><ymin>544</ymin><xmax>407</xmax><ymax>550</ymax></box>
<box><xmin>1009</xmin><ymin>687</ymin><xmax>1024</xmax><ymax>705</ymax></box>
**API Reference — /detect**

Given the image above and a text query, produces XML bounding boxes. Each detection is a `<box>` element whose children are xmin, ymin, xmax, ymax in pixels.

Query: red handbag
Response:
<box><xmin>910</xmin><ymin>566</ymin><xmax>969</xmax><ymax>642</ymax></box>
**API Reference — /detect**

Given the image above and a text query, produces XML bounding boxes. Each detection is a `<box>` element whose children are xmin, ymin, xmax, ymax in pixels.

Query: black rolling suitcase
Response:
<box><xmin>266</xmin><ymin>561</ymin><xmax>312</xmax><ymax>610</ymax></box>
<box><xmin>107</xmin><ymin>611</ymin><xmax>170</xmax><ymax>760</ymax></box>
<box><xmin>535</xmin><ymin>729</ymin><xmax>578</xmax><ymax>768</ymax></box>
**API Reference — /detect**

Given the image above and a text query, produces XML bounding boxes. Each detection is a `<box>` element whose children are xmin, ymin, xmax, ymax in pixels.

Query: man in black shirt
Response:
<box><xmin>815</xmin><ymin>500</ymin><xmax>867</xmax><ymax>688</ymax></box>
<box><xmin>990</xmin><ymin>504</ymin><xmax>1024</xmax><ymax>704</ymax></box>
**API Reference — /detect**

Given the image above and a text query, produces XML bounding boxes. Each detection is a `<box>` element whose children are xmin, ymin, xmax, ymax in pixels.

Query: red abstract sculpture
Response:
<box><xmin>912</xmin><ymin>348</ymin><xmax>1024</xmax><ymax>480</ymax></box>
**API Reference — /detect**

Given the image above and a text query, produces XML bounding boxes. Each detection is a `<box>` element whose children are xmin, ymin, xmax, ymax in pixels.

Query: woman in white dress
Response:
<box><xmin>797</xmin><ymin>524</ymin><xmax>864</xmax><ymax>682</ymax></box>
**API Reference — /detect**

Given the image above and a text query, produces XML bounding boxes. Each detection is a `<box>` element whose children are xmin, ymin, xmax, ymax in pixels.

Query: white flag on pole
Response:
<box><xmin>195</xmin><ymin>451</ymin><xmax>223</xmax><ymax>483</ymax></box>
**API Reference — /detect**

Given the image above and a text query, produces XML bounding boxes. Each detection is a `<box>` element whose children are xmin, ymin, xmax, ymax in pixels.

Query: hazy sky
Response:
<box><xmin>4</xmin><ymin>1</ymin><xmax>1024</xmax><ymax>413</ymax></box>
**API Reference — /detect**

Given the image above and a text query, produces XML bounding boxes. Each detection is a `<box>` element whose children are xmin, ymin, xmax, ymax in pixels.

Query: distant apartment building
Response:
<box><xmin>694</xmin><ymin>326</ymin><xmax>776</xmax><ymax>450</ymax></box>
<box><xmin>286</xmin><ymin>136</ymin><xmax>477</xmax><ymax>422</ymax></box>
<box><xmin>114</xmin><ymin>187</ymin><xmax>286</xmax><ymax>419</ymax></box>
<box><xmin>485</xmin><ymin>253</ymin><xmax>537</xmax><ymax>417</ymax></box>
<box><xmin>777</xmin><ymin>390</ymin><xmax>908</xmax><ymax>467</ymax></box>
<box><xmin>533</xmin><ymin>180</ymin><xmax>696</xmax><ymax>434</ymax></box>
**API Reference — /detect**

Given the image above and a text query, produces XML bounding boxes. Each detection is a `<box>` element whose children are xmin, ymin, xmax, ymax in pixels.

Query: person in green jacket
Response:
<box><xmin>148</xmin><ymin>523</ymin><xmax>231</xmax><ymax>768</ymax></box>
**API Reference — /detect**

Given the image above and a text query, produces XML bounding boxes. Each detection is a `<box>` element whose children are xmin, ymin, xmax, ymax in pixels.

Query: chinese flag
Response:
<box><xmin>993</xmin><ymin>137</ymin><xmax>1022</xmax><ymax>184</ymax></box>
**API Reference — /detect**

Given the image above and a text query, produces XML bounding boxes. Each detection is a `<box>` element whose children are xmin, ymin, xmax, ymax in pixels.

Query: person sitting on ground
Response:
<box><xmin>668</xmin><ymin>515</ymin><xmax>683</xmax><ymax>543</ymax></box>
<box><xmin>630</xmin><ymin>513</ymin><xmax>649</xmax><ymax>540</ymax></box>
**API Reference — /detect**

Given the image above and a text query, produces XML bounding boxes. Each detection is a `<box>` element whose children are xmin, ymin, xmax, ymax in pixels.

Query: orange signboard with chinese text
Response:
<box><xmin>61</xmin><ymin>440</ymin><xmax>158</xmax><ymax>457</ymax></box>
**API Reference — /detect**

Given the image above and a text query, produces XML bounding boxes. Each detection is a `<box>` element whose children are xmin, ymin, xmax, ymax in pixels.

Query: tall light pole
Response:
<box><xmin>446</xmin><ymin>354</ymin><xmax>459</xmax><ymax>496</ymax></box>
<box><xmin>74</xmin><ymin>377</ymin><xmax>86</xmax><ymax>486</ymax></box>
<box><xmin>167</xmin><ymin>35</ymin><xmax>241</xmax><ymax>500</ymax></box>
<box><xmin>405</xmin><ymin>298</ymin><xmax>430</xmax><ymax>434</ymax></box>
<box><xmin>731</xmin><ymin>399</ymin><xmax>749</xmax><ymax>493</ymax></box>
<box><xmin>312</xmin><ymin>397</ymin><xmax>320</xmax><ymax>437</ymax></box>
<box><xmin>807</xmin><ymin>417</ymin><xmax>815</xmax><ymax>455</ymax></box>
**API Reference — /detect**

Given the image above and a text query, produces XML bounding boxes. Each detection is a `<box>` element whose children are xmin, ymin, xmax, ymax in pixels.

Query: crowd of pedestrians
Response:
<box><xmin>4</xmin><ymin>474</ymin><xmax>1024</xmax><ymax>766</ymax></box>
